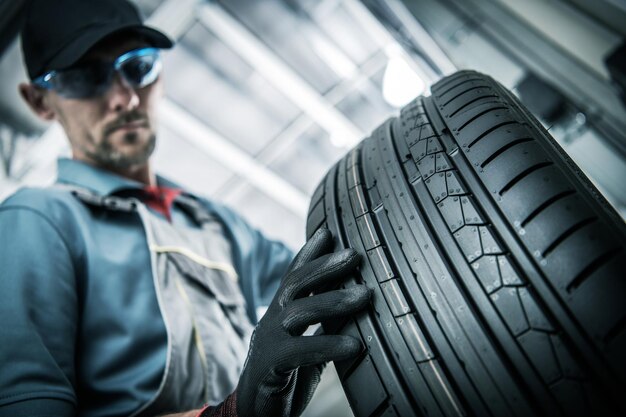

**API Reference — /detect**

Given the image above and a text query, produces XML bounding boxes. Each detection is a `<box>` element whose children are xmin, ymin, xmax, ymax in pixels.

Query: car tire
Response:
<box><xmin>306</xmin><ymin>70</ymin><xmax>626</xmax><ymax>417</ymax></box>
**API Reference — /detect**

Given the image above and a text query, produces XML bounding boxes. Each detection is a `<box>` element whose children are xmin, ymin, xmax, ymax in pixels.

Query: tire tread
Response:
<box><xmin>306</xmin><ymin>70</ymin><xmax>626</xmax><ymax>417</ymax></box>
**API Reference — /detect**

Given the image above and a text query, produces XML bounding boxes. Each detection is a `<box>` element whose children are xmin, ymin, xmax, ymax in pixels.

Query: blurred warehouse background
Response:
<box><xmin>0</xmin><ymin>0</ymin><xmax>625</xmax><ymax>415</ymax></box>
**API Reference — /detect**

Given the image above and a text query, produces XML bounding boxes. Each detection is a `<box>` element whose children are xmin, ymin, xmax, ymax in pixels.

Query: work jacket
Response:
<box><xmin>0</xmin><ymin>158</ymin><xmax>293</xmax><ymax>416</ymax></box>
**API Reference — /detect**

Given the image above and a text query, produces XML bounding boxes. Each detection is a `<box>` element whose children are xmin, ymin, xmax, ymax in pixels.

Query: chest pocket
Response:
<box><xmin>165</xmin><ymin>251</ymin><xmax>253</xmax><ymax>340</ymax></box>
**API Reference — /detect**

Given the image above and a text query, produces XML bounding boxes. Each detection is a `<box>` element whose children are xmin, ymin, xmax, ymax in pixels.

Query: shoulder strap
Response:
<box><xmin>53</xmin><ymin>184</ymin><xmax>139</xmax><ymax>213</ymax></box>
<box><xmin>175</xmin><ymin>194</ymin><xmax>215</xmax><ymax>225</ymax></box>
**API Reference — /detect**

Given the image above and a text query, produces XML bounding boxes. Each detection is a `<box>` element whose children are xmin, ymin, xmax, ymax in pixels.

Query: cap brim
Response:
<box><xmin>45</xmin><ymin>22</ymin><xmax>173</xmax><ymax>73</ymax></box>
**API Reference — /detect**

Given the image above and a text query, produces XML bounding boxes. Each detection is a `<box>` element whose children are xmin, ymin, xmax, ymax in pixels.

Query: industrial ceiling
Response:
<box><xmin>1</xmin><ymin>1</ymin><xmax>625</xmax><ymax>414</ymax></box>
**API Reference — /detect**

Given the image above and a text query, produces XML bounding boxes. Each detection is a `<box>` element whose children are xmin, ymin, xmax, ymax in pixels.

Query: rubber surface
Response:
<box><xmin>306</xmin><ymin>70</ymin><xmax>626</xmax><ymax>417</ymax></box>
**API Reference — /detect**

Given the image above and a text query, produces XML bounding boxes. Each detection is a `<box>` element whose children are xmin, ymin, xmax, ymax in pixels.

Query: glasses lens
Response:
<box><xmin>42</xmin><ymin>49</ymin><xmax>162</xmax><ymax>98</ymax></box>
<box><xmin>53</xmin><ymin>62</ymin><xmax>113</xmax><ymax>99</ymax></box>
<box><xmin>119</xmin><ymin>51</ymin><xmax>161</xmax><ymax>89</ymax></box>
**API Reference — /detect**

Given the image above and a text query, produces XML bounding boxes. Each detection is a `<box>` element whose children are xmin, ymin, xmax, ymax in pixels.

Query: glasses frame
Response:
<box><xmin>32</xmin><ymin>47</ymin><xmax>162</xmax><ymax>97</ymax></box>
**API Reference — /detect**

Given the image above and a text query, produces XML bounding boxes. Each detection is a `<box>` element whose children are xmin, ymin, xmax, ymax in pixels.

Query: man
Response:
<box><xmin>0</xmin><ymin>0</ymin><xmax>371</xmax><ymax>416</ymax></box>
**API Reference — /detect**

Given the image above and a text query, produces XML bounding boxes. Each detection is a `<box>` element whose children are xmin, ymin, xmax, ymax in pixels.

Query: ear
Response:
<box><xmin>18</xmin><ymin>82</ymin><xmax>56</xmax><ymax>121</ymax></box>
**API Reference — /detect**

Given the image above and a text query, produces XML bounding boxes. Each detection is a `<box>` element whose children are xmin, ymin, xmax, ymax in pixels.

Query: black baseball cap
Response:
<box><xmin>21</xmin><ymin>0</ymin><xmax>174</xmax><ymax>80</ymax></box>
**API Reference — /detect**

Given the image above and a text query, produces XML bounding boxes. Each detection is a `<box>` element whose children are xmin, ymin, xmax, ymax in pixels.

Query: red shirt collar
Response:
<box><xmin>142</xmin><ymin>186</ymin><xmax>182</xmax><ymax>222</ymax></box>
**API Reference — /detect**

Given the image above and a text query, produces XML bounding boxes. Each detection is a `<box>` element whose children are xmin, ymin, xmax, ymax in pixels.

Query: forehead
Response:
<box><xmin>82</xmin><ymin>33</ymin><xmax>150</xmax><ymax>61</ymax></box>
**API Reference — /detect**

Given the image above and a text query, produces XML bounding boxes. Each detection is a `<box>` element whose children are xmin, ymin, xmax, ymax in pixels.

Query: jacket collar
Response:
<box><xmin>56</xmin><ymin>158</ymin><xmax>179</xmax><ymax>196</ymax></box>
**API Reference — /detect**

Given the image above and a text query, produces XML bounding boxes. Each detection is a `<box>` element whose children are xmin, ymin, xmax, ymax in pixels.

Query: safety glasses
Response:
<box><xmin>33</xmin><ymin>47</ymin><xmax>162</xmax><ymax>99</ymax></box>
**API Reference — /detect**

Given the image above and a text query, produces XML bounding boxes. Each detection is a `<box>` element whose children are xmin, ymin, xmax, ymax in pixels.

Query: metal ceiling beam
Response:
<box><xmin>0</xmin><ymin>123</ymin><xmax>69</xmax><ymax>202</ymax></box>
<box><xmin>425</xmin><ymin>0</ymin><xmax>626</xmax><ymax>157</ymax></box>
<box><xmin>215</xmin><ymin>50</ymin><xmax>390</xmax><ymax>203</ymax></box>
<box><xmin>196</xmin><ymin>3</ymin><xmax>364</xmax><ymax>147</ymax></box>
<box><xmin>340</xmin><ymin>0</ymin><xmax>444</xmax><ymax>83</ymax></box>
<box><xmin>380</xmin><ymin>0</ymin><xmax>457</xmax><ymax>76</ymax></box>
<box><xmin>0</xmin><ymin>0</ymin><xmax>27</xmax><ymax>58</ymax></box>
<box><xmin>148</xmin><ymin>0</ymin><xmax>311</xmax><ymax>217</ymax></box>
<box><xmin>562</xmin><ymin>0</ymin><xmax>626</xmax><ymax>37</ymax></box>
<box><xmin>159</xmin><ymin>98</ymin><xmax>310</xmax><ymax>218</ymax></box>
<box><xmin>145</xmin><ymin>0</ymin><xmax>201</xmax><ymax>41</ymax></box>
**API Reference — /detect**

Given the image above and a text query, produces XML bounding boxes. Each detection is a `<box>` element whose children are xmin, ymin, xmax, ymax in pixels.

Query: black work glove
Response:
<box><xmin>236</xmin><ymin>228</ymin><xmax>371</xmax><ymax>417</ymax></box>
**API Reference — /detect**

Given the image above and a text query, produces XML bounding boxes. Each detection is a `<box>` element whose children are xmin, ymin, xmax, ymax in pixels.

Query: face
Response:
<box><xmin>32</xmin><ymin>36</ymin><xmax>163</xmax><ymax>171</ymax></box>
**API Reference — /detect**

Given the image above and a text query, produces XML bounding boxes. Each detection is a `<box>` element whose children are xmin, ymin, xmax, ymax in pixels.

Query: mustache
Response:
<box><xmin>104</xmin><ymin>112</ymin><xmax>149</xmax><ymax>136</ymax></box>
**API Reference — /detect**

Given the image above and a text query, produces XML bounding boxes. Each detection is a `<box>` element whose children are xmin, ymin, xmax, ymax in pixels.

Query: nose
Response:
<box><xmin>107</xmin><ymin>73</ymin><xmax>140</xmax><ymax>112</ymax></box>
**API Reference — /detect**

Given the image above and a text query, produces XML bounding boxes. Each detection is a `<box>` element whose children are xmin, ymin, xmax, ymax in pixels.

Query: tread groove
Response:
<box><xmin>435</xmin><ymin>74</ymin><xmax>474</xmax><ymax>90</ymax></box>
<box><xmin>449</xmin><ymin>97</ymin><xmax>500</xmax><ymax>117</ymax></box>
<box><xmin>520</xmin><ymin>190</ymin><xmax>577</xmax><ymax>227</ymax></box>
<box><xmin>499</xmin><ymin>162</ymin><xmax>553</xmax><ymax>196</ymax></box>
<box><xmin>467</xmin><ymin>121</ymin><xmax>519</xmax><ymax>149</ymax></box>
<box><xmin>566</xmin><ymin>247</ymin><xmax>622</xmax><ymax>293</ymax></box>
<box><xmin>456</xmin><ymin>106</ymin><xmax>509</xmax><ymax>132</ymax></box>
<box><xmin>604</xmin><ymin>315</ymin><xmax>626</xmax><ymax>345</ymax></box>
<box><xmin>479</xmin><ymin>137</ymin><xmax>534</xmax><ymax>167</ymax></box>
<box><xmin>442</xmin><ymin>86</ymin><xmax>491</xmax><ymax>106</ymax></box>
<box><xmin>542</xmin><ymin>217</ymin><xmax>597</xmax><ymax>258</ymax></box>
<box><xmin>436</xmin><ymin>77</ymin><xmax>484</xmax><ymax>97</ymax></box>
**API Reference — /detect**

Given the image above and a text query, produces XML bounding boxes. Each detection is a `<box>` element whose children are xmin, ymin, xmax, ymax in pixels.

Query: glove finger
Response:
<box><xmin>282</xmin><ymin>286</ymin><xmax>371</xmax><ymax>335</ymax></box>
<box><xmin>287</xmin><ymin>228</ymin><xmax>333</xmax><ymax>274</ymax></box>
<box><xmin>279</xmin><ymin>249</ymin><xmax>360</xmax><ymax>306</ymax></box>
<box><xmin>289</xmin><ymin>364</ymin><xmax>325</xmax><ymax>416</ymax></box>
<box><xmin>276</xmin><ymin>334</ymin><xmax>363</xmax><ymax>373</ymax></box>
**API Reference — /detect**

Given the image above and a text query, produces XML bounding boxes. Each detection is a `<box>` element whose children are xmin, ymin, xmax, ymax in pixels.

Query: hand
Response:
<box><xmin>236</xmin><ymin>228</ymin><xmax>371</xmax><ymax>417</ymax></box>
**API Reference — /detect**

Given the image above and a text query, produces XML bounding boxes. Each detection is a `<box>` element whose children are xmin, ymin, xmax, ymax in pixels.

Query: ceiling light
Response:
<box><xmin>329</xmin><ymin>134</ymin><xmax>352</xmax><ymax>148</ymax></box>
<box><xmin>382</xmin><ymin>56</ymin><xmax>426</xmax><ymax>108</ymax></box>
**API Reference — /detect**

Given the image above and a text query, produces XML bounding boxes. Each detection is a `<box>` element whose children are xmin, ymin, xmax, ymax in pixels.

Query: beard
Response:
<box><xmin>84</xmin><ymin>111</ymin><xmax>157</xmax><ymax>170</ymax></box>
<box><xmin>86</xmin><ymin>131</ymin><xmax>157</xmax><ymax>169</ymax></box>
